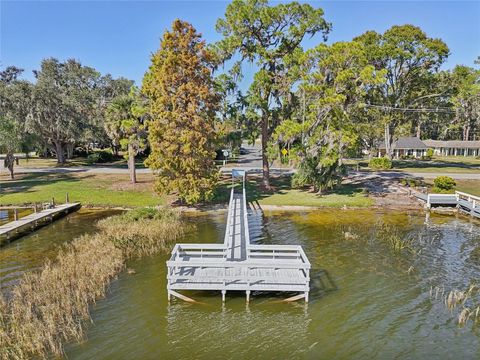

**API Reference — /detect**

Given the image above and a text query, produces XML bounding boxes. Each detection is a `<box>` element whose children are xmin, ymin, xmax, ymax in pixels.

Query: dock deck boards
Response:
<box><xmin>167</xmin><ymin>171</ymin><xmax>311</xmax><ymax>302</ymax></box>
<box><xmin>423</xmin><ymin>191</ymin><xmax>480</xmax><ymax>219</ymax></box>
<box><xmin>0</xmin><ymin>203</ymin><xmax>81</xmax><ymax>239</ymax></box>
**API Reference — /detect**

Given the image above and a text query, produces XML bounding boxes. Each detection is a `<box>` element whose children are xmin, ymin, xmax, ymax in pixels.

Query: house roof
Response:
<box><xmin>378</xmin><ymin>137</ymin><xmax>427</xmax><ymax>150</ymax></box>
<box><xmin>423</xmin><ymin>139</ymin><xmax>480</xmax><ymax>149</ymax></box>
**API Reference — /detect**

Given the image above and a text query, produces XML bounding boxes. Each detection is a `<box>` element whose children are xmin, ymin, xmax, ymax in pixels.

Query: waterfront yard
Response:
<box><xmin>0</xmin><ymin>172</ymin><xmax>164</xmax><ymax>207</ymax></box>
<box><xmin>426</xmin><ymin>179</ymin><xmax>480</xmax><ymax>196</ymax></box>
<box><xmin>1</xmin><ymin>172</ymin><xmax>374</xmax><ymax>209</ymax></box>
<box><xmin>213</xmin><ymin>174</ymin><xmax>374</xmax><ymax>208</ymax></box>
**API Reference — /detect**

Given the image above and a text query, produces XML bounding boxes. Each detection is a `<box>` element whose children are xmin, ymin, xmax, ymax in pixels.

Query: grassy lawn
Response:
<box><xmin>213</xmin><ymin>175</ymin><xmax>374</xmax><ymax>208</ymax></box>
<box><xmin>10</xmin><ymin>155</ymin><xmax>148</xmax><ymax>169</ymax></box>
<box><xmin>425</xmin><ymin>180</ymin><xmax>480</xmax><ymax>196</ymax></box>
<box><xmin>346</xmin><ymin>156</ymin><xmax>480</xmax><ymax>174</ymax></box>
<box><xmin>0</xmin><ymin>172</ymin><xmax>165</xmax><ymax>207</ymax></box>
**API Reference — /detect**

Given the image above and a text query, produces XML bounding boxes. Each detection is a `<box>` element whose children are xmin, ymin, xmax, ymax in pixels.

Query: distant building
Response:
<box><xmin>377</xmin><ymin>137</ymin><xmax>427</xmax><ymax>158</ymax></box>
<box><xmin>423</xmin><ymin>140</ymin><xmax>480</xmax><ymax>157</ymax></box>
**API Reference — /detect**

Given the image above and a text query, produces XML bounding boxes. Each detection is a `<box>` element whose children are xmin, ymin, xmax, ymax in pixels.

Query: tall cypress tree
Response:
<box><xmin>142</xmin><ymin>20</ymin><xmax>219</xmax><ymax>204</ymax></box>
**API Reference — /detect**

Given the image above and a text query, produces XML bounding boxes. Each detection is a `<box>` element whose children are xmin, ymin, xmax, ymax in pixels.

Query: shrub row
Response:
<box><xmin>87</xmin><ymin>150</ymin><xmax>116</xmax><ymax>164</ymax></box>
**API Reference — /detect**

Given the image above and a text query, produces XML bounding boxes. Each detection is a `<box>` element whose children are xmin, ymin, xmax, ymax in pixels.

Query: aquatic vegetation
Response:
<box><xmin>97</xmin><ymin>207</ymin><xmax>184</xmax><ymax>258</ymax></box>
<box><xmin>375</xmin><ymin>223</ymin><xmax>415</xmax><ymax>253</ymax></box>
<box><xmin>431</xmin><ymin>284</ymin><xmax>480</xmax><ymax>327</ymax></box>
<box><xmin>0</xmin><ymin>207</ymin><xmax>184</xmax><ymax>360</ymax></box>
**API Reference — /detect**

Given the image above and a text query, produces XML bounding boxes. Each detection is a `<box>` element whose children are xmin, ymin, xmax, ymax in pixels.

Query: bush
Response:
<box><xmin>430</xmin><ymin>187</ymin><xmax>453</xmax><ymax>194</ymax></box>
<box><xmin>73</xmin><ymin>147</ymin><xmax>89</xmax><ymax>157</ymax></box>
<box><xmin>87</xmin><ymin>150</ymin><xmax>115</xmax><ymax>164</ymax></box>
<box><xmin>426</xmin><ymin>148</ymin><xmax>434</xmax><ymax>158</ymax></box>
<box><xmin>433</xmin><ymin>176</ymin><xmax>456</xmax><ymax>191</ymax></box>
<box><xmin>369</xmin><ymin>157</ymin><xmax>392</xmax><ymax>170</ymax></box>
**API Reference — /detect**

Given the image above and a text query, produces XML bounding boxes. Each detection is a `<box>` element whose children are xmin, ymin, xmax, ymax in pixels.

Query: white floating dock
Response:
<box><xmin>167</xmin><ymin>170</ymin><xmax>311</xmax><ymax>303</ymax></box>
<box><xmin>0</xmin><ymin>202</ymin><xmax>81</xmax><ymax>242</ymax></box>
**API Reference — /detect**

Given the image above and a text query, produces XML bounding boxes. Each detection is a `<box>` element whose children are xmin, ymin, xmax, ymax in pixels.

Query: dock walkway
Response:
<box><xmin>0</xmin><ymin>202</ymin><xmax>81</xmax><ymax>241</ymax></box>
<box><xmin>423</xmin><ymin>191</ymin><xmax>480</xmax><ymax>219</ymax></box>
<box><xmin>167</xmin><ymin>170</ymin><xmax>311</xmax><ymax>303</ymax></box>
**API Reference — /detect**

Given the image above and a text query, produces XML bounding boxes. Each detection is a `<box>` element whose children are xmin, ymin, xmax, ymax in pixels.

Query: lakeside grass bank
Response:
<box><xmin>0</xmin><ymin>208</ymin><xmax>184</xmax><ymax>360</ymax></box>
<box><xmin>212</xmin><ymin>175</ymin><xmax>374</xmax><ymax>208</ymax></box>
<box><xmin>0</xmin><ymin>172</ymin><xmax>165</xmax><ymax>207</ymax></box>
<box><xmin>1</xmin><ymin>172</ymin><xmax>374</xmax><ymax>209</ymax></box>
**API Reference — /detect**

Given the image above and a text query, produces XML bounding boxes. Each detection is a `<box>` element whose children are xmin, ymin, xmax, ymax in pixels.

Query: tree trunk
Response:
<box><xmin>66</xmin><ymin>143</ymin><xmax>74</xmax><ymax>159</ymax></box>
<box><xmin>463</xmin><ymin>124</ymin><xmax>470</xmax><ymax>141</ymax></box>
<box><xmin>416</xmin><ymin>122</ymin><xmax>421</xmax><ymax>138</ymax></box>
<box><xmin>112</xmin><ymin>143</ymin><xmax>119</xmax><ymax>157</ymax></box>
<box><xmin>128</xmin><ymin>144</ymin><xmax>136</xmax><ymax>184</ymax></box>
<box><xmin>54</xmin><ymin>141</ymin><xmax>65</xmax><ymax>164</ymax></box>
<box><xmin>261</xmin><ymin>115</ymin><xmax>270</xmax><ymax>190</ymax></box>
<box><xmin>4</xmin><ymin>151</ymin><xmax>14</xmax><ymax>179</ymax></box>
<box><xmin>384</xmin><ymin>123</ymin><xmax>393</xmax><ymax>159</ymax></box>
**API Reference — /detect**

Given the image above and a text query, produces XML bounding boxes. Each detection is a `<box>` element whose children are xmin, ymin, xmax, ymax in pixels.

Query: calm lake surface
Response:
<box><xmin>1</xmin><ymin>209</ymin><xmax>479</xmax><ymax>359</ymax></box>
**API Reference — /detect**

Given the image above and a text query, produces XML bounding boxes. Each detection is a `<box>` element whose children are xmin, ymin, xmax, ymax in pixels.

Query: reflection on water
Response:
<box><xmin>63</xmin><ymin>210</ymin><xmax>480</xmax><ymax>359</ymax></box>
<box><xmin>2</xmin><ymin>208</ymin><xmax>479</xmax><ymax>359</ymax></box>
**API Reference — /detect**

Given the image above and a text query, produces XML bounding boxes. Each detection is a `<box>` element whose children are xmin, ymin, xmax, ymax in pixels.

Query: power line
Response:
<box><xmin>364</xmin><ymin>103</ymin><xmax>456</xmax><ymax>114</ymax></box>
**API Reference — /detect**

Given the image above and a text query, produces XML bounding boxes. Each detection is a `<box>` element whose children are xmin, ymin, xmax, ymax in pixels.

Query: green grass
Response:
<box><xmin>346</xmin><ymin>156</ymin><xmax>480</xmax><ymax>174</ymax></box>
<box><xmin>213</xmin><ymin>175</ymin><xmax>374</xmax><ymax>208</ymax></box>
<box><xmin>426</xmin><ymin>180</ymin><xmax>480</xmax><ymax>196</ymax></box>
<box><xmin>14</xmin><ymin>155</ymin><xmax>148</xmax><ymax>169</ymax></box>
<box><xmin>0</xmin><ymin>173</ymin><xmax>164</xmax><ymax>207</ymax></box>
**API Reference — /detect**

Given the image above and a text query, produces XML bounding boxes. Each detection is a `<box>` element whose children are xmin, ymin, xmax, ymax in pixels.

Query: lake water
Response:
<box><xmin>1</xmin><ymin>209</ymin><xmax>479</xmax><ymax>359</ymax></box>
<box><xmin>0</xmin><ymin>208</ymin><xmax>120</xmax><ymax>290</ymax></box>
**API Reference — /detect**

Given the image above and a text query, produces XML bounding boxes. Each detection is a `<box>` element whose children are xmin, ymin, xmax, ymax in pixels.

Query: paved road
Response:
<box><xmin>2</xmin><ymin>146</ymin><xmax>479</xmax><ymax>180</ymax></box>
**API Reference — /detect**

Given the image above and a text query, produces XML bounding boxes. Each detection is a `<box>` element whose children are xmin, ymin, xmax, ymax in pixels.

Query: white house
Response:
<box><xmin>377</xmin><ymin>137</ymin><xmax>428</xmax><ymax>158</ymax></box>
<box><xmin>423</xmin><ymin>140</ymin><xmax>480</xmax><ymax>157</ymax></box>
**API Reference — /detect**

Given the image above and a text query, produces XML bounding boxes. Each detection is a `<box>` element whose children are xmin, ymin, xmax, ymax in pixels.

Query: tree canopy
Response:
<box><xmin>142</xmin><ymin>19</ymin><xmax>220</xmax><ymax>204</ymax></box>
<box><xmin>215</xmin><ymin>0</ymin><xmax>331</xmax><ymax>188</ymax></box>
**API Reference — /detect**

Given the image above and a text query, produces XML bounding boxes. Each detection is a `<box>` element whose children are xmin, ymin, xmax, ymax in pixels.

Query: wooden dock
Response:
<box><xmin>0</xmin><ymin>202</ymin><xmax>81</xmax><ymax>243</ymax></box>
<box><xmin>167</xmin><ymin>170</ymin><xmax>311</xmax><ymax>303</ymax></box>
<box><xmin>424</xmin><ymin>191</ymin><xmax>480</xmax><ymax>219</ymax></box>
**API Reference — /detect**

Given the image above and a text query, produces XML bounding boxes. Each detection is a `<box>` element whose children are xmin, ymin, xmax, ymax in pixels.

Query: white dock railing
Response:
<box><xmin>166</xmin><ymin>169</ymin><xmax>312</xmax><ymax>302</ymax></box>
<box><xmin>455</xmin><ymin>191</ymin><xmax>480</xmax><ymax>218</ymax></box>
<box><xmin>425</xmin><ymin>191</ymin><xmax>479</xmax><ymax>218</ymax></box>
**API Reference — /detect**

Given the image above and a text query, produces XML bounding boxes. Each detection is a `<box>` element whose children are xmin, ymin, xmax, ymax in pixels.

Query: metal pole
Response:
<box><xmin>66</xmin><ymin>193</ymin><xmax>69</xmax><ymax>204</ymax></box>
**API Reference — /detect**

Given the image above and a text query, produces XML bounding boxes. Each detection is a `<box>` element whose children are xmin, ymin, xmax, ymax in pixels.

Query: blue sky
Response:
<box><xmin>1</xmin><ymin>0</ymin><xmax>479</xmax><ymax>87</ymax></box>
